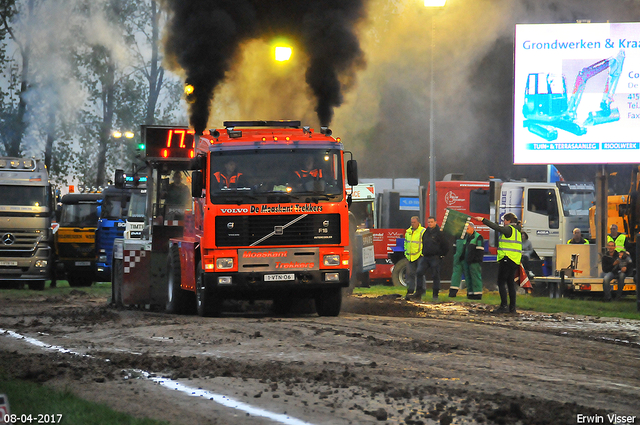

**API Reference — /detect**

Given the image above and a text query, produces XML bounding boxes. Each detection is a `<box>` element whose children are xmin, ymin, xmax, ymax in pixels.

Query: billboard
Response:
<box><xmin>514</xmin><ymin>23</ymin><xmax>640</xmax><ymax>164</ymax></box>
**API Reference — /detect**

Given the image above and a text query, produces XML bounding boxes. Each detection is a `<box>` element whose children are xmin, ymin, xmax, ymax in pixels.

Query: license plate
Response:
<box><xmin>75</xmin><ymin>261</ymin><xmax>91</xmax><ymax>266</ymax></box>
<box><xmin>0</xmin><ymin>261</ymin><xmax>17</xmax><ymax>266</ymax></box>
<box><xmin>264</xmin><ymin>273</ymin><xmax>295</xmax><ymax>282</ymax></box>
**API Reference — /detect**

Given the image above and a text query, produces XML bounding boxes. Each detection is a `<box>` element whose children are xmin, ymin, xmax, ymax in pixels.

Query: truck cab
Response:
<box><xmin>0</xmin><ymin>157</ymin><xmax>55</xmax><ymax>290</ymax></box>
<box><xmin>55</xmin><ymin>192</ymin><xmax>102</xmax><ymax>287</ymax></box>
<box><xmin>499</xmin><ymin>181</ymin><xmax>595</xmax><ymax>262</ymax></box>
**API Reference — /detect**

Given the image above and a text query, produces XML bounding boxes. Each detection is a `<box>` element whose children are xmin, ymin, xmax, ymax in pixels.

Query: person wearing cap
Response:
<box><xmin>473</xmin><ymin>212</ymin><xmax>522</xmax><ymax>314</ymax></box>
<box><xmin>460</xmin><ymin>222</ymin><xmax>484</xmax><ymax>300</ymax></box>
<box><xmin>567</xmin><ymin>228</ymin><xmax>589</xmax><ymax>244</ymax></box>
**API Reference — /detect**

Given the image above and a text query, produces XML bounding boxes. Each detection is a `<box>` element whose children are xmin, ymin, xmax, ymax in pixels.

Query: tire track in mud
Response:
<box><xmin>1</xmin><ymin>294</ymin><xmax>639</xmax><ymax>424</ymax></box>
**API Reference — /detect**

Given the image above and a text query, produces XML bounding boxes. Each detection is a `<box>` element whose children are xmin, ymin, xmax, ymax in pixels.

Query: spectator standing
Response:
<box><xmin>421</xmin><ymin>216</ymin><xmax>449</xmax><ymax>301</ymax></box>
<box><xmin>404</xmin><ymin>216</ymin><xmax>426</xmax><ymax>300</ymax></box>
<box><xmin>473</xmin><ymin>213</ymin><xmax>522</xmax><ymax>314</ymax></box>
<box><xmin>567</xmin><ymin>228</ymin><xmax>589</xmax><ymax>244</ymax></box>
<box><xmin>461</xmin><ymin>222</ymin><xmax>484</xmax><ymax>300</ymax></box>
<box><xmin>165</xmin><ymin>171</ymin><xmax>191</xmax><ymax>208</ymax></box>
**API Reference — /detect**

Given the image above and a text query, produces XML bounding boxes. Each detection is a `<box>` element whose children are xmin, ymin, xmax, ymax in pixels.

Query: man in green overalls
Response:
<box><xmin>461</xmin><ymin>222</ymin><xmax>484</xmax><ymax>300</ymax></box>
<box><xmin>448</xmin><ymin>238</ymin><xmax>466</xmax><ymax>297</ymax></box>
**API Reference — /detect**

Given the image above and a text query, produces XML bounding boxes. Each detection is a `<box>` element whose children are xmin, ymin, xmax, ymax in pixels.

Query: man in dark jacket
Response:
<box><xmin>419</xmin><ymin>216</ymin><xmax>449</xmax><ymax>301</ymax></box>
<box><xmin>602</xmin><ymin>241</ymin><xmax>632</xmax><ymax>301</ymax></box>
<box><xmin>461</xmin><ymin>222</ymin><xmax>484</xmax><ymax>300</ymax></box>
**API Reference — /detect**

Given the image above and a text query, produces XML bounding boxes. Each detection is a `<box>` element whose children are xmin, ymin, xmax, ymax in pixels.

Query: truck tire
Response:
<box><xmin>166</xmin><ymin>245</ymin><xmax>191</xmax><ymax>314</ymax></box>
<box><xmin>391</xmin><ymin>258</ymin><xmax>409</xmax><ymax>287</ymax></box>
<box><xmin>315</xmin><ymin>288</ymin><xmax>342</xmax><ymax>317</ymax></box>
<box><xmin>28</xmin><ymin>280</ymin><xmax>45</xmax><ymax>291</ymax></box>
<box><xmin>196</xmin><ymin>262</ymin><xmax>222</xmax><ymax>317</ymax></box>
<box><xmin>112</xmin><ymin>258</ymin><xmax>123</xmax><ymax>307</ymax></box>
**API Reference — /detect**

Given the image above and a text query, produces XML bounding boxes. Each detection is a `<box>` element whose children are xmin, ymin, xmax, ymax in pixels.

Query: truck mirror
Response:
<box><xmin>192</xmin><ymin>170</ymin><xmax>204</xmax><ymax>198</ymax></box>
<box><xmin>346</xmin><ymin>160</ymin><xmax>358</xmax><ymax>186</ymax></box>
<box><xmin>190</xmin><ymin>155</ymin><xmax>206</xmax><ymax>171</ymax></box>
<box><xmin>114</xmin><ymin>169</ymin><xmax>125</xmax><ymax>188</ymax></box>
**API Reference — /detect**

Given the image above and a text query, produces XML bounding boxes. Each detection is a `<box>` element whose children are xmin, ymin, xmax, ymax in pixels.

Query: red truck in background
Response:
<box><xmin>352</xmin><ymin>178</ymin><xmax>493</xmax><ymax>286</ymax></box>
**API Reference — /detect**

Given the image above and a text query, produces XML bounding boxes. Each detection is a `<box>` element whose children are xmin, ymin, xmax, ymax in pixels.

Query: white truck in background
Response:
<box><xmin>0</xmin><ymin>157</ymin><xmax>56</xmax><ymax>290</ymax></box>
<box><xmin>496</xmin><ymin>180</ymin><xmax>595</xmax><ymax>270</ymax></box>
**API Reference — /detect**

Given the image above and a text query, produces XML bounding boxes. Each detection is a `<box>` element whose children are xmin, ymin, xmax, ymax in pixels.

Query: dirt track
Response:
<box><xmin>1</xmin><ymin>290</ymin><xmax>639</xmax><ymax>425</ymax></box>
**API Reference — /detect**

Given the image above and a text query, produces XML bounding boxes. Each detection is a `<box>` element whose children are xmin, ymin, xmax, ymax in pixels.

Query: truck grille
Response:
<box><xmin>215</xmin><ymin>214</ymin><xmax>341</xmax><ymax>247</ymax></box>
<box><xmin>57</xmin><ymin>243</ymin><xmax>95</xmax><ymax>259</ymax></box>
<box><xmin>0</xmin><ymin>230</ymin><xmax>42</xmax><ymax>257</ymax></box>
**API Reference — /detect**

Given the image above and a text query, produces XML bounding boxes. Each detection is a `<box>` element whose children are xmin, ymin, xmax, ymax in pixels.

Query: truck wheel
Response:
<box><xmin>166</xmin><ymin>245</ymin><xmax>190</xmax><ymax>314</ymax></box>
<box><xmin>112</xmin><ymin>258</ymin><xmax>123</xmax><ymax>307</ymax></box>
<box><xmin>196</xmin><ymin>263</ymin><xmax>222</xmax><ymax>317</ymax></box>
<box><xmin>315</xmin><ymin>288</ymin><xmax>342</xmax><ymax>317</ymax></box>
<box><xmin>391</xmin><ymin>258</ymin><xmax>409</xmax><ymax>287</ymax></box>
<box><xmin>28</xmin><ymin>280</ymin><xmax>45</xmax><ymax>291</ymax></box>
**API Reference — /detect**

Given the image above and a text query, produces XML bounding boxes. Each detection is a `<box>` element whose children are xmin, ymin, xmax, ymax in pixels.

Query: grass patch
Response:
<box><xmin>0</xmin><ymin>375</ymin><xmax>168</xmax><ymax>425</ymax></box>
<box><xmin>0</xmin><ymin>281</ymin><xmax>112</xmax><ymax>300</ymax></box>
<box><xmin>354</xmin><ymin>285</ymin><xmax>640</xmax><ymax>320</ymax></box>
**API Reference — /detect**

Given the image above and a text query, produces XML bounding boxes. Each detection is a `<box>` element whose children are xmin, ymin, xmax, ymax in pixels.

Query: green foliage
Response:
<box><xmin>0</xmin><ymin>377</ymin><xmax>169</xmax><ymax>425</ymax></box>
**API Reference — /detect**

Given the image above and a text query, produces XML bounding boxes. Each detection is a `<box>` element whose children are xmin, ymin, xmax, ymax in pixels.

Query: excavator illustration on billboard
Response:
<box><xmin>522</xmin><ymin>50</ymin><xmax>625</xmax><ymax>141</ymax></box>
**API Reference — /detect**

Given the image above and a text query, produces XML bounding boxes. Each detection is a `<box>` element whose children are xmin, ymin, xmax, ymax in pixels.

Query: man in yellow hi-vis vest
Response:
<box><xmin>608</xmin><ymin>224</ymin><xmax>627</xmax><ymax>253</ymax></box>
<box><xmin>404</xmin><ymin>216</ymin><xmax>426</xmax><ymax>300</ymax></box>
<box><xmin>474</xmin><ymin>212</ymin><xmax>522</xmax><ymax>314</ymax></box>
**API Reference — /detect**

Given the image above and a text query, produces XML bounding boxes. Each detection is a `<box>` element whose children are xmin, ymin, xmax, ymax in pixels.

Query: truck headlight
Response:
<box><xmin>35</xmin><ymin>260</ymin><xmax>48</xmax><ymax>268</ymax></box>
<box><xmin>216</xmin><ymin>258</ymin><xmax>234</xmax><ymax>269</ymax></box>
<box><xmin>98</xmin><ymin>255</ymin><xmax>107</xmax><ymax>263</ymax></box>
<box><xmin>323</xmin><ymin>254</ymin><xmax>340</xmax><ymax>266</ymax></box>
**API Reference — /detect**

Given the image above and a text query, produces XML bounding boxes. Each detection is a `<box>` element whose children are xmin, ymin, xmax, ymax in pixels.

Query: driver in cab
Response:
<box><xmin>293</xmin><ymin>155</ymin><xmax>324</xmax><ymax>191</ymax></box>
<box><xmin>214</xmin><ymin>160</ymin><xmax>244</xmax><ymax>189</ymax></box>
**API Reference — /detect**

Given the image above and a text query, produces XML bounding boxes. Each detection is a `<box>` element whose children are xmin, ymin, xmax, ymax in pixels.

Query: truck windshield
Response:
<box><xmin>102</xmin><ymin>194</ymin><xmax>128</xmax><ymax>219</ymax></box>
<box><xmin>209</xmin><ymin>149</ymin><xmax>343</xmax><ymax>204</ymax></box>
<box><xmin>559</xmin><ymin>188</ymin><xmax>595</xmax><ymax>216</ymax></box>
<box><xmin>60</xmin><ymin>203</ymin><xmax>99</xmax><ymax>227</ymax></box>
<box><xmin>128</xmin><ymin>191</ymin><xmax>147</xmax><ymax>220</ymax></box>
<box><xmin>0</xmin><ymin>185</ymin><xmax>47</xmax><ymax>207</ymax></box>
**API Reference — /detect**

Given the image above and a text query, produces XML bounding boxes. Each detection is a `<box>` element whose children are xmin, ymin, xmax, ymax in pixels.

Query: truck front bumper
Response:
<box><xmin>203</xmin><ymin>269</ymin><xmax>349</xmax><ymax>298</ymax></box>
<box><xmin>0</xmin><ymin>246</ymin><xmax>52</xmax><ymax>281</ymax></box>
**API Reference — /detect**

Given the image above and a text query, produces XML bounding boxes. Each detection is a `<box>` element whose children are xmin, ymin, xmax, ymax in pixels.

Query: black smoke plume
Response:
<box><xmin>162</xmin><ymin>0</ymin><xmax>366</xmax><ymax>133</ymax></box>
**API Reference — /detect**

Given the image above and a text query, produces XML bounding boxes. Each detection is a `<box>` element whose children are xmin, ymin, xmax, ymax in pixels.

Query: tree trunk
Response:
<box><xmin>44</xmin><ymin>109</ymin><xmax>55</xmax><ymax>171</ymax></box>
<box><xmin>145</xmin><ymin>0</ymin><xmax>162</xmax><ymax>126</ymax></box>
<box><xmin>96</xmin><ymin>60</ymin><xmax>115</xmax><ymax>186</ymax></box>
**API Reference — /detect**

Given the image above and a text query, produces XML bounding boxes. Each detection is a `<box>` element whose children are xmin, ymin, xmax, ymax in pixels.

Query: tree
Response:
<box><xmin>0</xmin><ymin>0</ymin><xmax>31</xmax><ymax>157</ymax></box>
<box><xmin>72</xmin><ymin>0</ymin><xmax>183</xmax><ymax>186</ymax></box>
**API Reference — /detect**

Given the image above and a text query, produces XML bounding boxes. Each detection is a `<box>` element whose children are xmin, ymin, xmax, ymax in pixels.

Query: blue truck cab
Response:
<box><xmin>95</xmin><ymin>186</ymin><xmax>131</xmax><ymax>282</ymax></box>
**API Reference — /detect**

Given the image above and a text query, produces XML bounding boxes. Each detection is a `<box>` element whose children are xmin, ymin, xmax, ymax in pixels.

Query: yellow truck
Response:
<box><xmin>55</xmin><ymin>193</ymin><xmax>102</xmax><ymax>287</ymax></box>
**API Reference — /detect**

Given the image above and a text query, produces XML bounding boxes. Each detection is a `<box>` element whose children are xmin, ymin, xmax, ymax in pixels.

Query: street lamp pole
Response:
<box><xmin>428</xmin><ymin>15</ymin><xmax>437</xmax><ymax>217</ymax></box>
<box><xmin>424</xmin><ymin>0</ymin><xmax>446</xmax><ymax>218</ymax></box>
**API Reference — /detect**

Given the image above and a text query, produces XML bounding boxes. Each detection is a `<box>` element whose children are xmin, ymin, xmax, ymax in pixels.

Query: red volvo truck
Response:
<box><xmin>112</xmin><ymin>121</ymin><xmax>358</xmax><ymax>316</ymax></box>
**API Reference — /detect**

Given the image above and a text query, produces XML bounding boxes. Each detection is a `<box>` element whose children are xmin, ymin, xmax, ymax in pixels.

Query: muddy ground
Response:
<box><xmin>1</xmin><ymin>290</ymin><xmax>639</xmax><ymax>425</ymax></box>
